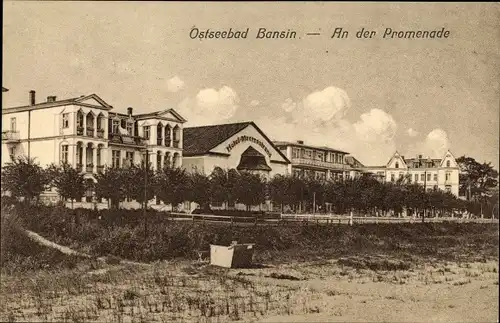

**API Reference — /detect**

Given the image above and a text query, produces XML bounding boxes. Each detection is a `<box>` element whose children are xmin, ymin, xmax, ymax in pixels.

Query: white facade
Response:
<box><xmin>362</xmin><ymin>151</ymin><xmax>460</xmax><ymax>196</ymax></box>
<box><xmin>182</xmin><ymin>122</ymin><xmax>290</xmax><ymax>179</ymax></box>
<box><xmin>273</xmin><ymin>140</ymin><xmax>352</xmax><ymax>181</ymax></box>
<box><xmin>1</xmin><ymin>92</ymin><xmax>186</xmax><ymax>181</ymax></box>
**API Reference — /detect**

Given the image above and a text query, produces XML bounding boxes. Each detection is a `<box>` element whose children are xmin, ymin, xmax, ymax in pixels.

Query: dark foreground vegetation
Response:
<box><xmin>2</xmin><ymin>203</ymin><xmax>498</xmax><ymax>273</ymax></box>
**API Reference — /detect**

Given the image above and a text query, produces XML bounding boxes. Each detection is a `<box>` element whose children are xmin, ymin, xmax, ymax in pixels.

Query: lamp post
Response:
<box><xmin>422</xmin><ymin>169</ymin><xmax>427</xmax><ymax>223</ymax></box>
<box><xmin>143</xmin><ymin>149</ymin><xmax>149</xmax><ymax>239</ymax></box>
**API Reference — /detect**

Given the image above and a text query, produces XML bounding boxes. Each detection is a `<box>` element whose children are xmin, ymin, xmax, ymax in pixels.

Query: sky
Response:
<box><xmin>3</xmin><ymin>2</ymin><xmax>499</xmax><ymax>168</ymax></box>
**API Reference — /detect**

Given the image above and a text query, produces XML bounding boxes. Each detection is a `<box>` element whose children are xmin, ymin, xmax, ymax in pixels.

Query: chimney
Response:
<box><xmin>47</xmin><ymin>96</ymin><xmax>57</xmax><ymax>102</ymax></box>
<box><xmin>297</xmin><ymin>140</ymin><xmax>304</xmax><ymax>145</ymax></box>
<box><xmin>29</xmin><ymin>90</ymin><xmax>36</xmax><ymax>105</ymax></box>
<box><xmin>127</xmin><ymin>107</ymin><xmax>133</xmax><ymax>117</ymax></box>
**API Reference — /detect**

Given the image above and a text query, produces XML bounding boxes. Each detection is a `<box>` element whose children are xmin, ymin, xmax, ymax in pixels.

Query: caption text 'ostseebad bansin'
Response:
<box><xmin>189</xmin><ymin>27</ymin><xmax>451</xmax><ymax>39</ymax></box>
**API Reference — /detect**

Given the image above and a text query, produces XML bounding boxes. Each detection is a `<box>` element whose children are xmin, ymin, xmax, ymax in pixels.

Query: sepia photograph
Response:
<box><xmin>1</xmin><ymin>2</ymin><xmax>499</xmax><ymax>322</ymax></box>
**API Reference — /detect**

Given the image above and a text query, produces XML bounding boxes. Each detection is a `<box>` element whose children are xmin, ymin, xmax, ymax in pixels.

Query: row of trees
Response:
<box><xmin>1</xmin><ymin>156</ymin><xmax>498</xmax><ymax>218</ymax></box>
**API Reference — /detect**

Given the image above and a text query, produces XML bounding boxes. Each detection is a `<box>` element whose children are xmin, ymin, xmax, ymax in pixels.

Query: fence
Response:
<box><xmin>169</xmin><ymin>212</ymin><xmax>499</xmax><ymax>226</ymax></box>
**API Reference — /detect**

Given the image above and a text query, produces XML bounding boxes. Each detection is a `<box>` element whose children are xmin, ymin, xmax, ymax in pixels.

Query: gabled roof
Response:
<box><xmin>183</xmin><ymin>122</ymin><xmax>252</xmax><ymax>156</ymax></box>
<box><xmin>345</xmin><ymin>155</ymin><xmax>365</xmax><ymax>168</ymax></box>
<box><xmin>386</xmin><ymin>151</ymin><xmax>408</xmax><ymax>168</ymax></box>
<box><xmin>2</xmin><ymin>93</ymin><xmax>113</xmax><ymax>114</ymax></box>
<box><xmin>183</xmin><ymin>121</ymin><xmax>290</xmax><ymax>163</ymax></box>
<box><xmin>134</xmin><ymin>108</ymin><xmax>187</xmax><ymax>123</ymax></box>
<box><xmin>439</xmin><ymin>150</ymin><xmax>457</xmax><ymax>167</ymax></box>
<box><xmin>236</xmin><ymin>146</ymin><xmax>272</xmax><ymax>171</ymax></box>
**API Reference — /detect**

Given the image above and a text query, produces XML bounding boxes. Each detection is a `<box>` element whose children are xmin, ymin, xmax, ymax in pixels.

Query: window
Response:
<box><xmin>9</xmin><ymin>147</ymin><xmax>15</xmax><ymax>161</ymax></box>
<box><xmin>125</xmin><ymin>152</ymin><xmax>134</xmax><ymax>167</ymax></box>
<box><xmin>60</xmin><ymin>114</ymin><xmax>69</xmax><ymax>128</ymax></box>
<box><xmin>446</xmin><ymin>160</ymin><xmax>451</xmax><ymax>167</ymax></box>
<box><xmin>395</xmin><ymin>162</ymin><xmax>399</xmax><ymax>169</ymax></box>
<box><xmin>304</xmin><ymin>150</ymin><xmax>312</xmax><ymax>159</ymax></box>
<box><xmin>420</xmin><ymin>173</ymin><xmax>425</xmax><ymax>181</ymax></box>
<box><xmin>414</xmin><ymin>162</ymin><xmax>419</xmax><ymax>168</ymax></box>
<box><xmin>126</xmin><ymin>123</ymin><xmax>133</xmax><ymax>136</ymax></box>
<box><xmin>408</xmin><ymin>175</ymin><xmax>412</xmax><ymax>183</ymax></box>
<box><xmin>427</xmin><ymin>173</ymin><xmax>431</xmax><ymax>181</ymax></box>
<box><xmin>338</xmin><ymin>154</ymin><xmax>343</xmax><ymax>164</ymax></box>
<box><xmin>391</xmin><ymin>173</ymin><xmax>395</xmax><ymax>182</ymax></box>
<box><xmin>292</xmin><ymin>148</ymin><xmax>300</xmax><ymax>159</ymax></box>
<box><xmin>445</xmin><ymin>172</ymin><xmax>451</xmax><ymax>181</ymax></box>
<box><xmin>112</xmin><ymin>150</ymin><xmax>121</xmax><ymax>168</ymax></box>
<box><xmin>414</xmin><ymin>174</ymin><xmax>418</xmax><ymax>182</ymax></box>
<box><xmin>316</xmin><ymin>151</ymin><xmax>324</xmax><ymax>161</ymax></box>
<box><xmin>10</xmin><ymin>117</ymin><xmax>16</xmax><ymax>131</ymax></box>
<box><xmin>77</xmin><ymin>111</ymin><xmax>84</xmax><ymax>127</ymax></box>
<box><xmin>157</xmin><ymin>154</ymin><xmax>162</xmax><ymax>169</ymax></box>
<box><xmin>143</xmin><ymin>126</ymin><xmax>150</xmax><ymax>139</ymax></box>
<box><xmin>399</xmin><ymin>172</ymin><xmax>404</xmax><ymax>179</ymax></box>
<box><xmin>433</xmin><ymin>173</ymin><xmax>437</xmax><ymax>181</ymax></box>
<box><xmin>61</xmin><ymin>145</ymin><xmax>68</xmax><ymax>163</ymax></box>
<box><xmin>97</xmin><ymin>116</ymin><xmax>102</xmax><ymax>130</ymax></box>
<box><xmin>112</xmin><ymin>120</ymin><xmax>120</xmax><ymax>133</ymax></box>
<box><xmin>445</xmin><ymin>185</ymin><xmax>451</xmax><ymax>193</ymax></box>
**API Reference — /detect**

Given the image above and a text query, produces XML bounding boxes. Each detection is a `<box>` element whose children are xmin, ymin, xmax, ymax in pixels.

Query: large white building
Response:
<box><xmin>1</xmin><ymin>90</ymin><xmax>186</xmax><ymax>201</ymax></box>
<box><xmin>362</xmin><ymin>151</ymin><xmax>460</xmax><ymax>196</ymax></box>
<box><xmin>273</xmin><ymin>140</ymin><xmax>365</xmax><ymax>181</ymax></box>
<box><xmin>1</xmin><ymin>89</ymin><xmax>461</xmax><ymax>206</ymax></box>
<box><xmin>182</xmin><ymin>122</ymin><xmax>290</xmax><ymax>178</ymax></box>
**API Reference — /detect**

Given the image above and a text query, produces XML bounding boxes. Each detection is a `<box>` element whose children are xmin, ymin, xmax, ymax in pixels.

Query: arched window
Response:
<box><xmin>157</xmin><ymin>123</ymin><xmax>163</xmax><ymax>145</ymax></box>
<box><xmin>446</xmin><ymin>160</ymin><xmax>450</xmax><ymax>167</ymax></box>
<box><xmin>395</xmin><ymin>162</ymin><xmax>399</xmax><ymax>169</ymax></box>
<box><xmin>165</xmin><ymin>125</ymin><xmax>171</xmax><ymax>147</ymax></box>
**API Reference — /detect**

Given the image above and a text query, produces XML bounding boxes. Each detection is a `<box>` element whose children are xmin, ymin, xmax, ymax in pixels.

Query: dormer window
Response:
<box><xmin>112</xmin><ymin>120</ymin><xmax>120</xmax><ymax>134</ymax></box>
<box><xmin>126</xmin><ymin>122</ymin><xmax>133</xmax><ymax>136</ymax></box>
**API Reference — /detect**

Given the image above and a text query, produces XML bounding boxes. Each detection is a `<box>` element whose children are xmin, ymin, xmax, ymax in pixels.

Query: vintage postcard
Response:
<box><xmin>1</xmin><ymin>2</ymin><xmax>499</xmax><ymax>322</ymax></box>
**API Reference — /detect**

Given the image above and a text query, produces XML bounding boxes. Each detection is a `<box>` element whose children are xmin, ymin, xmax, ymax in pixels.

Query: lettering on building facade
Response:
<box><xmin>225</xmin><ymin>135</ymin><xmax>272</xmax><ymax>157</ymax></box>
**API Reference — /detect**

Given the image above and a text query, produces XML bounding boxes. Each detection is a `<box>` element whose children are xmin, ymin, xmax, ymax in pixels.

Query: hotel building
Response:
<box><xmin>362</xmin><ymin>151</ymin><xmax>460</xmax><ymax>196</ymax></box>
<box><xmin>273</xmin><ymin>140</ymin><xmax>355</xmax><ymax>181</ymax></box>
<box><xmin>1</xmin><ymin>90</ymin><xmax>185</xmax><ymax>201</ymax></box>
<box><xmin>182</xmin><ymin>121</ymin><xmax>290</xmax><ymax>178</ymax></box>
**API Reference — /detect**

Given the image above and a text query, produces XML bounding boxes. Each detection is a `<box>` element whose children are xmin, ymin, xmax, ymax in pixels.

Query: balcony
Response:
<box><xmin>109</xmin><ymin>133</ymin><xmax>147</xmax><ymax>147</ymax></box>
<box><xmin>77</xmin><ymin>126</ymin><xmax>84</xmax><ymax>136</ymax></box>
<box><xmin>97</xmin><ymin>165</ymin><xmax>104</xmax><ymax>173</ymax></box>
<box><xmin>173</xmin><ymin>139</ymin><xmax>180</xmax><ymax>148</ymax></box>
<box><xmin>291</xmin><ymin>157</ymin><xmax>345</xmax><ymax>170</ymax></box>
<box><xmin>86</xmin><ymin>127</ymin><xmax>95</xmax><ymax>137</ymax></box>
<box><xmin>1</xmin><ymin>130</ymin><xmax>20</xmax><ymax>142</ymax></box>
<box><xmin>97</xmin><ymin>129</ymin><xmax>105</xmax><ymax>138</ymax></box>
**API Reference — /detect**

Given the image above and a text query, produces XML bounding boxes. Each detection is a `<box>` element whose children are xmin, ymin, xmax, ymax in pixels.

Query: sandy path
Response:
<box><xmin>24</xmin><ymin>229</ymin><xmax>151</xmax><ymax>267</ymax></box>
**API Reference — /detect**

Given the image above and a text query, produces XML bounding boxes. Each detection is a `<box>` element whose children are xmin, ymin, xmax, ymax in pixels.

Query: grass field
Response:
<box><xmin>1</xmin><ymin>206</ymin><xmax>498</xmax><ymax>322</ymax></box>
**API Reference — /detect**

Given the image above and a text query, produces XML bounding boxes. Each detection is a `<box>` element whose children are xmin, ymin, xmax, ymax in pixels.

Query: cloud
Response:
<box><xmin>178</xmin><ymin>86</ymin><xmax>239</xmax><ymax>126</ymax></box>
<box><xmin>407</xmin><ymin>128</ymin><xmax>419</xmax><ymax>137</ymax></box>
<box><xmin>166</xmin><ymin>76</ymin><xmax>185</xmax><ymax>93</ymax></box>
<box><xmin>252</xmin><ymin>87</ymin><xmax>395</xmax><ymax>165</ymax></box>
<box><xmin>177</xmin><ymin>84</ymin><xmax>402</xmax><ymax>165</ymax></box>
<box><xmin>301</xmin><ymin>86</ymin><xmax>350</xmax><ymax>122</ymax></box>
<box><xmin>353</xmin><ymin>109</ymin><xmax>397</xmax><ymax>143</ymax></box>
<box><xmin>407</xmin><ymin>128</ymin><xmax>450</xmax><ymax>158</ymax></box>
